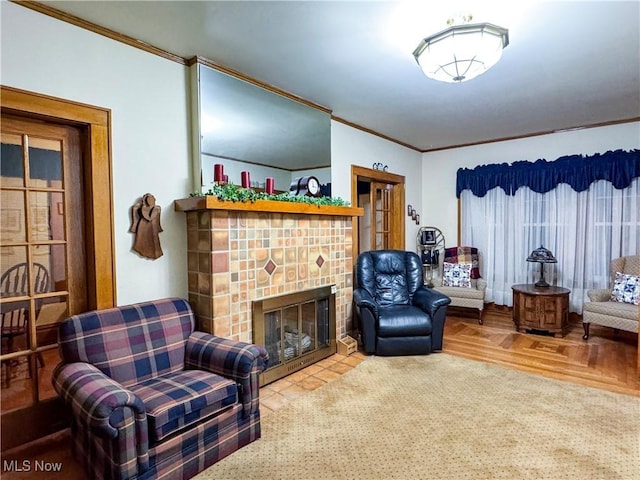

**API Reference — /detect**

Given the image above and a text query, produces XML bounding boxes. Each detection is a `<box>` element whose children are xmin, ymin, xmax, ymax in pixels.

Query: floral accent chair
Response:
<box><xmin>432</xmin><ymin>246</ymin><xmax>487</xmax><ymax>324</ymax></box>
<box><xmin>52</xmin><ymin>298</ymin><xmax>268</xmax><ymax>480</ymax></box>
<box><xmin>582</xmin><ymin>255</ymin><xmax>639</xmax><ymax>340</ymax></box>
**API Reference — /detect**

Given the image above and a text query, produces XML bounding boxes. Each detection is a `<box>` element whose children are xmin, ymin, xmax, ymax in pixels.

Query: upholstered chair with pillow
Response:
<box><xmin>353</xmin><ymin>250</ymin><xmax>451</xmax><ymax>356</ymax></box>
<box><xmin>432</xmin><ymin>246</ymin><xmax>487</xmax><ymax>324</ymax></box>
<box><xmin>582</xmin><ymin>255</ymin><xmax>639</xmax><ymax>340</ymax></box>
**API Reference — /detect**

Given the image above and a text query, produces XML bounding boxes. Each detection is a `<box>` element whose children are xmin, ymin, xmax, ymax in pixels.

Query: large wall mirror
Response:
<box><xmin>193</xmin><ymin>62</ymin><xmax>332</xmax><ymax>193</ymax></box>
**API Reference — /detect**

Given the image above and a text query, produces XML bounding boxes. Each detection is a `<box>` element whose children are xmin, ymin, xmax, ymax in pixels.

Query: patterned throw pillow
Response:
<box><xmin>444</xmin><ymin>246</ymin><xmax>481</xmax><ymax>279</ymax></box>
<box><xmin>610</xmin><ymin>272</ymin><xmax>640</xmax><ymax>305</ymax></box>
<box><xmin>442</xmin><ymin>262</ymin><xmax>472</xmax><ymax>288</ymax></box>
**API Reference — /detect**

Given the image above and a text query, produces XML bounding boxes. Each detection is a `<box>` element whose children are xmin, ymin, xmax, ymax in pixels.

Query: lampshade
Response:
<box><xmin>526</xmin><ymin>245</ymin><xmax>557</xmax><ymax>264</ymax></box>
<box><xmin>526</xmin><ymin>245</ymin><xmax>557</xmax><ymax>287</ymax></box>
<box><xmin>413</xmin><ymin>22</ymin><xmax>509</xmax><ymax>83</ymax></box>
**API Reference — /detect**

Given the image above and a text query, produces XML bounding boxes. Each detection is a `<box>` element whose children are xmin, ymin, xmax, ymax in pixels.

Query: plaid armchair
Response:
<box><xmin>52</xmin><ymin>298</ymin><xmax>268</xmax><ymax>480</ymax></box>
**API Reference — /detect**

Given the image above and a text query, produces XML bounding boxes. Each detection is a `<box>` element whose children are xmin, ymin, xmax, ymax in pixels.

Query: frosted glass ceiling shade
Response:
<box><xmin>413</xmin><ymin>23</ymin><xmax>509</xmax><ymax>83</ymax></box>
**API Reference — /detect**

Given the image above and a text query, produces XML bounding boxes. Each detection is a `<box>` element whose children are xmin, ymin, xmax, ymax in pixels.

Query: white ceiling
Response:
<box><xmin>44</xmin><ymin>0</ymin><xmax>640</xmax><ymax>152</ymax></box>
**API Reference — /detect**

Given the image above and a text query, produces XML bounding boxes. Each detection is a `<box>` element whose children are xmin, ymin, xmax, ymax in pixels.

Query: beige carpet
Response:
<box><xmin>195</xmin><ymin>354</ymin><xmax>640</xmax><ymax>480</ymax></box>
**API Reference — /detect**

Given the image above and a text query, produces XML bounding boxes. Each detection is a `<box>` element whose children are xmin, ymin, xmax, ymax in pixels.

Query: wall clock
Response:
<box><xmin>290</xmin><ymin>175</ymin><xmax>322</xmax><ymax>197</ymax></box>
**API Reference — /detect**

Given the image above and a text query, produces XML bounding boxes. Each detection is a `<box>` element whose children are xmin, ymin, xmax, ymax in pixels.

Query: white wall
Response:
<box><xmin>1</xmin><ymin>3</ymin><xmax>192</xmax><ymax>304</ymax></box>
<box><xmin>331</xmin><ymin>121</ymin><xmax>423</xmax><ymax>251</ymax></box>
<box><xmin>421</xmin><ymin>122</ymin><xmax>640</xmax><ymax>249</ymax></box>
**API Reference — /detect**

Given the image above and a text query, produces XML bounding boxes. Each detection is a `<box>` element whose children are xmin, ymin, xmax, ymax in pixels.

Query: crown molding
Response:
<box><xmin>12</xmin><ymin>1</ymin><xmax>187</xmax><ymax>65</ymax></box>
<box><xmin>420</xmin><ymin>117</ymin><xmax>640</xmax><ymax>153</ymax></box>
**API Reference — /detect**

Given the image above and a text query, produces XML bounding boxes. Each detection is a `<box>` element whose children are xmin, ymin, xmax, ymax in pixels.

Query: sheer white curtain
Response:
<box><xmin>461</xmin><ymin>178</ymin><xmax>640</xmax><ymax>313</ymax></box>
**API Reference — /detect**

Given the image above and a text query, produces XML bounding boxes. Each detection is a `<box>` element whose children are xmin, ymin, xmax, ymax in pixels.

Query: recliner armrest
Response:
<box><xmin>353</xmin><ymin>288</ymin><xmax>381</xmax><ymax>353</ymax></box>
<box><xmin>52</xmin><ymin>362</ymin><xmax>147</xmax><ymax>442</ymax></box>
<box><xmin>353</xmin><ymin>288</ymin><xmax>379</xmax><ymax>317</ymax></box>
<box><xmin>185</xmin><ymin>332</ymin><xmax>268</xmax><ymax>416</ymax></box>
<box><xmin>413</xmin><ymin>287</ymin><xmax>451</xmax><ymax>315</ymax></box>
<box><xmin>413</xmin><ymin>287</ymin><xmax>451</xmax><ymax>351</ymax></box>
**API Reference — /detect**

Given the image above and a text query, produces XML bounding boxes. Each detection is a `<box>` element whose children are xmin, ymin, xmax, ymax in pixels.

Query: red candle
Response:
<box><xmin>214</xmin><ymin>164</ymin><xmax>224</xmax><ymax>182</ymax></box>
<box><xmin>222</xmin><ymin>174</ymin><xmax>229</xmax><ymax>184</ymax></box>
<box><xmin>265</xmin><ymin>177</ymin><xmax>275</xmax><ymax>194</ymax></box>
<box><xmin>241</xmin><ymin>171</ymin><xmax>251</xmax><ymax>188</ymax></box>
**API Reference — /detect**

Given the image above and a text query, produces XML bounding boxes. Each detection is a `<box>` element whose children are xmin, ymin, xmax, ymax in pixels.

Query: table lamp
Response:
<box><xmin>526</xmin><ymin>245</ymin><xmax>557</xmax><ymax>288</ymax></box>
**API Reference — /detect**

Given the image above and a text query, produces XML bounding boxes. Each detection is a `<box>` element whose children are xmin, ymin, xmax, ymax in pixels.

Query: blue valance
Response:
<box><xmin>456</xmin><ymin>149</ymin><xmax>640</xmax><ymax>197</ymax></box>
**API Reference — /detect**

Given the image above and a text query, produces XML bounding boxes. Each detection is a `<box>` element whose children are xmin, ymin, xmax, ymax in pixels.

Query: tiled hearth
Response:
<box><xmin>182</xmin><ymin>203</ymin><xmax>357</xmax><ymax>345</ymax></box>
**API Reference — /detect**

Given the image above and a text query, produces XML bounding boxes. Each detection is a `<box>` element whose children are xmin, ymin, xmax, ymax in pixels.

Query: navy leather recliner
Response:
<box><xmin>353</xmin><ymin>250</ymin><xmax>451</xmax><ymax>356</ymax></box>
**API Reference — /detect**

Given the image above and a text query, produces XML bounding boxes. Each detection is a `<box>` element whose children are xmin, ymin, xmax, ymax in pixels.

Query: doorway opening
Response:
<box><xmin>1</xmin><ymin>86</ymin><xmax>116</xmax><ymax>451</ymax></box>
<box><xmin>350</xmin><ymin>165</ymin><xmax>405</xmax><ymax>258</ymax></box>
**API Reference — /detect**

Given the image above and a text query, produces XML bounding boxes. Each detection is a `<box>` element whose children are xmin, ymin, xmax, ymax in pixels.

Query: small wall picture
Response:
<box><xmin>423</xmin><ymin>229</ymin><xmax>436</xmax><ymax>245</ymax></box>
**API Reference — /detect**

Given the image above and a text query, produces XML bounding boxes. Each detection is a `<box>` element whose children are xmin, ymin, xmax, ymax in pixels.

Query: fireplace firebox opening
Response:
<box><xmin>252</xmin><ymin>285</ymin><xmax>337</xmax><ymax>386</ymax></box>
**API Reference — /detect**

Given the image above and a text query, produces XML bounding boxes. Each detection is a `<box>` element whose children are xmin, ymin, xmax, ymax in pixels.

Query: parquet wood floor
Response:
<box><xmin>444</xmin><ymin>306</ymin><xmax>639</xmax><ymax>396</ymax></box>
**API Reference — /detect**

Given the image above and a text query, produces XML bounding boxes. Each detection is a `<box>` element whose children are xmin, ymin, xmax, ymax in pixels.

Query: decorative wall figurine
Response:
<box><xmin>130</xmin><ymin>193</ymin><xmax>163</xmax><ymax>259</ymax></box>
<box><xmin>372</xmin><ymin>162</ymin><xmax>389</xmax><ymax>171</ymax></box>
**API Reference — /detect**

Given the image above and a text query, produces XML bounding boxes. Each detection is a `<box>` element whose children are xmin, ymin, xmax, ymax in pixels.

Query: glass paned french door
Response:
<box><xmin>1</xmin><ymin>115</ymin><xmax>86</xmax><ymax>444</ymax></box>
<box><xmin>370</xmin><ymin>182</ymin><xmax>392</xmax><ymax>250</ymax></box>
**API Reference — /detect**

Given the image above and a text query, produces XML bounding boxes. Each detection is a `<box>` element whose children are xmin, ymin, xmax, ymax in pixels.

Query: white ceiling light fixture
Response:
<box><xmin>413</xmin><ymin>17</ymin><xmax>509</xmax><ymax>83</ymax></box>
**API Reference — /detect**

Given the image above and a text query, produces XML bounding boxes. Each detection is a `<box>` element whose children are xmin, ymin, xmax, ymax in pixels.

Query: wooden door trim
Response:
<box><xmin>351</xmin><ymin>165</ymin><xmax>405</xmax><ymax>185</ymax></box>
<box><xmin>351</xmin><ymin>165</ymin><xmax>405</xmax><ymax>259</ymax></box>
<box><xmin>1</xmin><ymin>85</ymin><xmax>116</xmax><ymax>309</ymax></box>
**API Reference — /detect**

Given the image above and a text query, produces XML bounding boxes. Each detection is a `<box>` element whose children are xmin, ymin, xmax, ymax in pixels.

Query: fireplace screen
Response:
<box><xmin>253</xmin><ymin>285</ymin><xmax>336</xmax><ymax>385</ymax></box>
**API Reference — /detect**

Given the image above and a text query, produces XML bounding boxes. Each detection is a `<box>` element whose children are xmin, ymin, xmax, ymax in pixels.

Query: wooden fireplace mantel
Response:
<box><xmin>174</xmin><ymin>196</ymin><xmax>363</xmax><ymax>217</ymax></box>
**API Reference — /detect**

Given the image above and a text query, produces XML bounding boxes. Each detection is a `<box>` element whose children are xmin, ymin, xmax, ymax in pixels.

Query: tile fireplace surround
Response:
<box><xmin>175</xmin><ymin>197</ymin><xmax>363</xmax><ymax>345</ymax></box>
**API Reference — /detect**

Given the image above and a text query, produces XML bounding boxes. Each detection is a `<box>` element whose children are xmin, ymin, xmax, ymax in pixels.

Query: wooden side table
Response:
<box><xmin>511</xmin><ymin>284</ymin><xmax>570</xmax><ymax>337</ymax></box>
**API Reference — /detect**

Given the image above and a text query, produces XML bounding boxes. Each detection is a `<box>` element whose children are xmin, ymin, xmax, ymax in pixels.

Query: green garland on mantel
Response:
<box><xmin>191</xmin><ymin>182</ymin><xmax>350</xmax><ymax>207</ymax></box>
